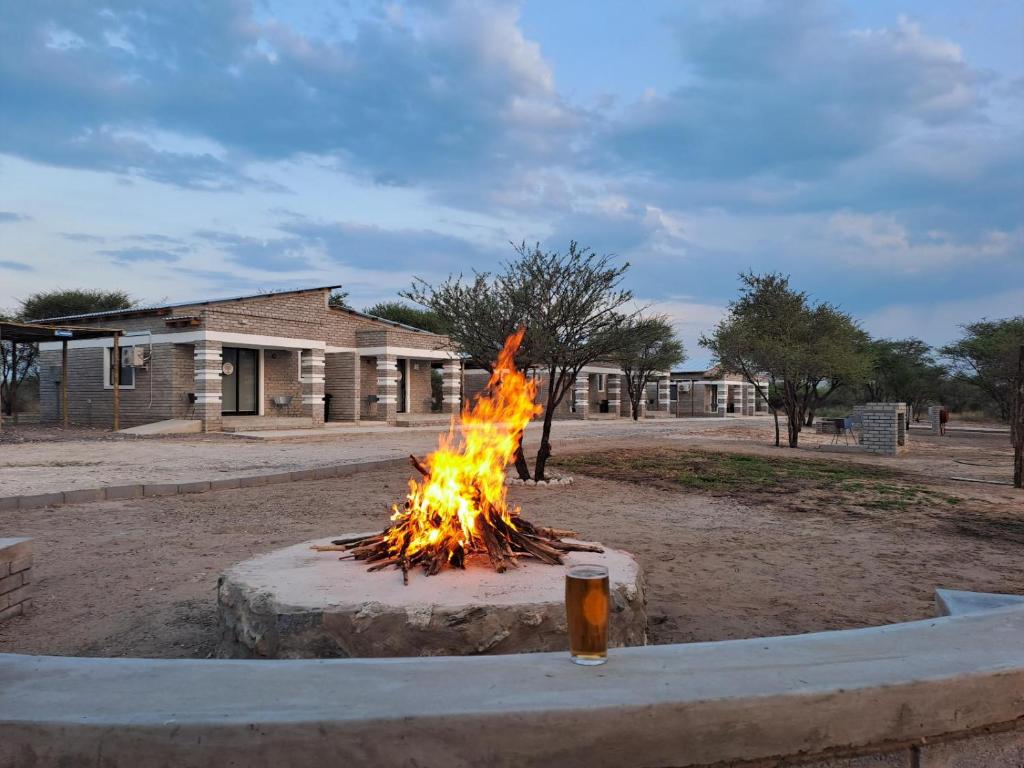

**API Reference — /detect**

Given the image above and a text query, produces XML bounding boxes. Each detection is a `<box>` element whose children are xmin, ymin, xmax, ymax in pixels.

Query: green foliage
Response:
<box><xmin>327</xmin><ymin>289</ymin><xmax>350</xmax><ymax>309</ymax></box>
<box><xmin>363</xmin><ymin>301</ymin><xmax>449</xmax><ymax>334</ymax></box>
<box><xmin>940</xmin><ymin>317</ymin><xmax>1024</xmax><ymax>421</ymax></box>
<box><xmin>700</xmin><ymin>272</ymin><xmax>872</xmax><ymax>447</ymax></box>
<box><xmin>864</xmin><ymin>338</ymin><xmax>946</xmax><ymax>416</ymax></box>
<box><xmin>19</xmin><ymin>288</ymin><xmax>134</xmax><ymax>321</ymax></box>
<box><xmin>616</xmin><ymin>315</ymin><xmax>685</xmax><ymax>420</ymax></box>
<box><xmin>941</xmin><ymin>316</ymin><xmax>1024</xmax><ymax>487</ymax></box>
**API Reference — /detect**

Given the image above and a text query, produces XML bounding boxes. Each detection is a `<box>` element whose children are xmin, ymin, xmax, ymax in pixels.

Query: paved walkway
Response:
<box><xmin>0</xmin><ymin>418</ymin><xmax>765</xmax><ymax>497</ymax></box>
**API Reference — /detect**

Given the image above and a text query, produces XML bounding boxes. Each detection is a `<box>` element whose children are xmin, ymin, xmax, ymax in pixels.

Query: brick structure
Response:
<box><xmin>441</xmin><ymin>359</ymin><xmax>461</xmax><ymax>414</ymax></box>
<box><xmin>857</xmin><ymin>402</ymin><xmax>909</xmax><ymax>456</ymax></box>
<box><xmin>34</xmin><ymin>287</ymin><xmax>458</xmax><ymax>430</ymax></box>
<box><xmin>671</xmin><ymin>368</ymin><xmax>771</xmax><ymax>418</ymax></box>
<box><xmin>0</xmin><ymin>537</ymin><xmax>32</xmax><ymax>623</ymax></box>
<box><xmin>928</xmin><ymin>405</ymin><xmax>944</xmax><ymax>435</ymax></box>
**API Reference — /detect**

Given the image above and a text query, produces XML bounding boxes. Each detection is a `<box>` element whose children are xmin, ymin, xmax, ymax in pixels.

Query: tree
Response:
<box><xmin>3</xmin><ymin>289</ymin><xmax>135</xmax><ymax>418</ymax></box>
<box><xmin>617</xmin><ymin>315</ymin><xmax>685</xmax><ymax>421</ymax></box>
<box><xmin>363</xmin><ymin>301</ymin><xmax>449</xmax><ymax>335</ymax></box>
<box><xmin>863</xmin><ymin>339</ymin><xmax>945</xmax><ymax>420</ymax></box>
<box><xmin>327</xmin><ymin>289</ymin><xmax>350</xmax><ymax>309</ymax></box>
<box><xmin>700</xmin><ymin>273</ymin><xmax>871</xmax><ymax>448</ymax></box>
<box><xmin>20</xmin><ymin>288</ymin><xmax>133</xmax><ymax>321</ymax></box>
<box><xmin>941</xmin><ymin>317</ymin><xmax>1024</xmax><ymax>488</ymax></box>
<box><xmin>407</xmin><ymin>241</ymin><xmax>635</xmax><ymax>480</ymax></box>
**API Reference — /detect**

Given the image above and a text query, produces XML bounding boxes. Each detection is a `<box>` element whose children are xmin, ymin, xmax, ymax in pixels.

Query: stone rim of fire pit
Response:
<box><xmin>218</xmin><ymin>533</ymin><xmax>646</xmax><ymax>659</ymax></box>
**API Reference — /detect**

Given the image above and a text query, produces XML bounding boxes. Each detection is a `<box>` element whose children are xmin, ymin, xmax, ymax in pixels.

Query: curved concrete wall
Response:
<box><xmin>1</xmin><ymin>597</ymin><xmax>1023</xmax><ymax>767</ymax></box>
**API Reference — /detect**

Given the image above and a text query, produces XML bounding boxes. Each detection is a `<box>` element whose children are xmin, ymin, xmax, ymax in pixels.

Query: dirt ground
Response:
<box><xmin>1</xmin><ymin>423</ymin><xmax>1019</xmax><ymax>658</ymax></box>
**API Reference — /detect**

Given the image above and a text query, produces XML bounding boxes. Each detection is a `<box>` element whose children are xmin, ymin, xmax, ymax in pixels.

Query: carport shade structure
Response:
<box><xmin>0</xmin><ymin>320</ymin><xmax>124</xmax><ymax>431</ymax></box>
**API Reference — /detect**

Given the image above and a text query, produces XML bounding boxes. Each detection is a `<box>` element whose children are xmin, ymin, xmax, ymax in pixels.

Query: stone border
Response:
<box><xmin>0</xmin><ymin>458</ymin><xmax>409</xmax><ymax>511</ymax></box>
<box><xmin>1</xmin><ymin>593</ymin><xmax>1022</xmax><ymax>767</ymax></box>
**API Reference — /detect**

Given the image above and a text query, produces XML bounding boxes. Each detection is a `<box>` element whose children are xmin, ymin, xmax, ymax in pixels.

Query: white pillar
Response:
<box><xmin>573</xmin><ymin>374</ymin><xmax>590</xmax><ymax>419</ymax></box>
<box><xmin>442</xmin><ymin>359</ymin><xmax>461</xmax><ymax>413</ymax></box>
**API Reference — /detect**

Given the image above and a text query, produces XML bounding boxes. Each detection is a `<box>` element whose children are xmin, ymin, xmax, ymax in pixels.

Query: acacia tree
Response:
<box><xmin>2</xmin><ymin>289</ymin><xmax>134</xmax><ymax>418</ymax></box>
<box><xmin>864</xmin><ymin>339</ymin><xmax>945</xmax><ymax>421</ymax></box>
<box><xmin>617</xmin><ymin>315</ymin><xmax>685</xmax><ymax>421</ymax></box>
<box><xmin>701</xmin><ymin>273</ymin><xmax>870</xmax><ymax>448</ymax></box>
<box><xmin>941</xmin><ymin>317</ymin><xmax>1024</xmax><ymax>488</ymax></box>
<box><xmin>408</xmin><ymin>241</ymin><xmax>634</xmax><ymax>481</ymax></box>
<box><xmin>363</xmin><ymin>301</ymin><xmax>448</xmax><ymax>334</ymax></box>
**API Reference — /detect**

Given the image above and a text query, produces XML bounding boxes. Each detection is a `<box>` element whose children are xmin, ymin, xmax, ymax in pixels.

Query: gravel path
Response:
<box><xmin>0</xmin><ymin>417</ymin><xmax>766</xmax><ymax>496</ymax></box>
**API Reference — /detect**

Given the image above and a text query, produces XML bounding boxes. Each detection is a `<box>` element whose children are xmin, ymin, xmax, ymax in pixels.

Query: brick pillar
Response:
<box><xmin>376</xmin><ymin>355</ymin><xmax>399</xmax><ymax>423</ymax></box>
<box><xmin>301</xmin><ymin>349</ymin><xmax>325</xmax><ymax>425</ymax></box>
<box><xmin>928</xmin><ymin>405</ymin><xmax>942</xmax><ymax>435</ymax></box>
<box><xmin>657</xmin><ymin>376</ymin><xmax>671</xmax><ymax>412</ymax></box>
<box><xmin>573</xmin><ymin>374</ymin><xmax>589</xmax><ymax>419</ymax></box>
<box><xmin>442</xmin><ymin>359</ymin><xmax>461</xmax><ymax>414</ymax></box>
<box><xmin>193</xmin><ymin>340</ymin><xmax>223</xmax><ymax>432</ymax></box>
<box><xmin>607</xmin><ymin>374</ymin><xmax>622</xmax><ymax>418</ymax></box>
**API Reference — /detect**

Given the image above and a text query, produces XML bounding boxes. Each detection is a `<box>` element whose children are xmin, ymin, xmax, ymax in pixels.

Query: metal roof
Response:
<box><xmin>29</xmin><ymin>285</ymin><xmax>442</xmax><ymax>336</ymax></box>
<box><xmin>0</xmin><ymin>320</ymin><xmax>123</xmax><ymax>343</ymax></box>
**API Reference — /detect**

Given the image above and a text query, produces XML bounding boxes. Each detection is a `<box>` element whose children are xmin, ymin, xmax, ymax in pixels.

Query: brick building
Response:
<box><xmin>33</xmin><ymin>286</ymin><xmax>460</xmax><ymax>432</ymax></box>
<box><xmin>670</xmin><ymin>367</ymin><xmax>771</xmax><ymax>417</ymax></box>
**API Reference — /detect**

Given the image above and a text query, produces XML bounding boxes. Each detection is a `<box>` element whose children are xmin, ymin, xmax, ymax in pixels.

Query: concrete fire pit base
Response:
<box><xmin>217</xmin><ymin>534</ymin><xmax>647</xmax><ymax>659</ymax></box>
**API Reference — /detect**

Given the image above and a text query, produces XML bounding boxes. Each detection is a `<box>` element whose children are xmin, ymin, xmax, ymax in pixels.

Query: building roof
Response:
<box><xmin>28</xmin><ymin>286</ymin><xmax>441</xmax><ymax>336</ymax></box>
<box><xmin>29</xmin><ymin>286</ymin><xmax>343</xmax><ymax>324</ymax></box>
<box><xmin>0</xmin><ymin>320</ymin><xmax>123</xmax><ymax>343</ymax></box>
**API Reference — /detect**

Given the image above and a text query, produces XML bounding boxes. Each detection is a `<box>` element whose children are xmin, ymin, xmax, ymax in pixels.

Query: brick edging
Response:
<box><xmin>0</xmin><ymin>458</ymin><xmax>409</xmax><ymax>511</ymax></box>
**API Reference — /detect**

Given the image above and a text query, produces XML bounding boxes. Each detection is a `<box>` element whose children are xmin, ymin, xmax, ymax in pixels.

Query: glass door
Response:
<box><xmin>222</xmin><ymin>347</ymin><xmax>259</xmax><ymax>415</ymax></box>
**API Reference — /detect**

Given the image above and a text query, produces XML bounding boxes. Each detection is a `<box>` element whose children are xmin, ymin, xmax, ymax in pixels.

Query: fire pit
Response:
<box><xmin>217</xmin><ymin>535</ymin><xmax>646</xmax><ymax>658</ymax></box>
<box><xmin>218</xmin><ymin>330</ymin><xmax>647</xmax><ymax>658</ymax></box>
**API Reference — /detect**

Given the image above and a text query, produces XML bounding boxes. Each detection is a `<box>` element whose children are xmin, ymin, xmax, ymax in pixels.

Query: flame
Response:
<box><xmin>385</xmin><ymin>328</ymin><xmax>541</xmax><ymax>561</ymax></box>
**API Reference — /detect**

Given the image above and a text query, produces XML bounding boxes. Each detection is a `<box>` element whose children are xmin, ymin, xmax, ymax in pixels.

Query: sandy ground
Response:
<box><xmin>1</xmin><ymin>422</ymin><xmax>1019</xmax><ymax>658</ymax></box>
<box><xmin>0</xmin><ymin>416</ymin><xmax>769</xmax><ymax>496</ymax></box>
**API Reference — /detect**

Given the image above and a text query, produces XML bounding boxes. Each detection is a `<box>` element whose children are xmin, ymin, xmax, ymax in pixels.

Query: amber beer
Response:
<box><xmin>565</xmin><ymin>564</ymin><xmax>610</xmax><ymax>665</ymax></box>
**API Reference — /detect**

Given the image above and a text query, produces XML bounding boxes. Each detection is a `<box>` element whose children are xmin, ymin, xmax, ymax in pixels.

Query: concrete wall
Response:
<box><xmin>1</xmin><ymin>597</ymin><xmax>1023</xmax><ymax>767</ymax></box>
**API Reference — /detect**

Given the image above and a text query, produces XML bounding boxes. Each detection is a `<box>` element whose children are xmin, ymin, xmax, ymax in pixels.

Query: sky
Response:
<box><xmin>0</xmin><ymin>0</ymin><xmax>1021</xmax><ymax>368</ymax></box>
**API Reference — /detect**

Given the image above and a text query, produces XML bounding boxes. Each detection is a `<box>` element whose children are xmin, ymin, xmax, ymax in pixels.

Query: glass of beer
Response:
<box><xmin>565</xmin><ymin>563</ymin><xmax>610</xmax><ymax>665</ymax></box>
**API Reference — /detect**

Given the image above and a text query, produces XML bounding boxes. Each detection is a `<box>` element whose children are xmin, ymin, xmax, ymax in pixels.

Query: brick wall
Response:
<box><xmin>407</xmin><ymin>361</ymin><xmax>435</xmax><ymax>414</ymax></box>
<box><xmin>0</xmin><ymin>538</ymin><xmax>32</xmax><ymax>624</ymax></box>
<box><xmin>38</xmin><ymin>343</ymin><xmax>193</xmax><ymax>428</ymax></box>
<box><xmin>262</xmin><ymin>350</ymin><xmax>303</xmax><ymax>416</ymax></box>
<box><xmin>324</xmin><ymin>351</ymin><xmax>359</xmax><ymax>421</ymax></box>
<box><xmin>360</xmin><ymin>356</ymin><xmax>381</xmax><ymax>420</ymax></box>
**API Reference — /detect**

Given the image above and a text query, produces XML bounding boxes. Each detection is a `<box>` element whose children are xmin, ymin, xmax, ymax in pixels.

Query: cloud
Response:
<box><xmin>603</xmin><ymin>4</ymin><xmax>981</xmax><ymax>181</ymax></box>
<box><xmin>0</xmin><ymin>212</ymin><xmax>30</xmax><ymax>223</ymax></box>
<box><xmin>99</xmin><ymin>247</ymin><xmax>183</xmax><ymax>264</ymax></box>
<box><xmin>863</xmin><ymin>288</ymin><xmax>1024</xmax><ymax>347</ymax></box>
<box><xmin>0</xmin><ymin>0</ymin><xmax>575</xmax><ymax>190</ymax></box>
<box><xmin>0</xmin><ymin>259</ymin><xmax>33</xmax><ymax>272</ymax></box>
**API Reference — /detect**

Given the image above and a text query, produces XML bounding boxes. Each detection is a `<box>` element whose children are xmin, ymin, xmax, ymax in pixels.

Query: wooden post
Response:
<box><xmin>9</xmin><ymin>342</ymin><xmax>16</xmax><ymax>425</ymax></box>
<box><xmin>61</xmin><ymin>339</ymin><xmax>69</xmax><ymax>429</ymax></box>
<box><xmin>112</xmin><ymin>334</ymin><xmax>120</xmax><ymax>432</ymax></box>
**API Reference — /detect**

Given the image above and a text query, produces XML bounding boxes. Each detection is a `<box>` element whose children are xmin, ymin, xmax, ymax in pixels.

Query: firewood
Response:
<box><xmin>409</xmin><ymin>454</ymin><xmax>430</xmax><ymax>479</ymax></box>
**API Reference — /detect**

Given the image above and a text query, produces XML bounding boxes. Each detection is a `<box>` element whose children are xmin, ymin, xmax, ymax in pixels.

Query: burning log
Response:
<box><xmin>316</xmin><ymin>329</ymin><xmax>603</xmax><ymax>583</ymax></box>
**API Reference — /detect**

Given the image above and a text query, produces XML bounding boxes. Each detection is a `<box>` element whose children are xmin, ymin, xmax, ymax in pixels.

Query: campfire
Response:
<box><xmin>316</xmin><ymin>329</ymin><xmax>601</xmax><ymax>583</ymax></box>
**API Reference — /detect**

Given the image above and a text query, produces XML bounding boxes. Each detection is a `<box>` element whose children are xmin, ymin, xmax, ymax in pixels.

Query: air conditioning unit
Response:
<box><xmin>679</xmin><ymin>382</ymin><xmax>692</xmax><ymax>393</ymax></box>
<box><xmin>121</xmin><ymin>346</ymin><xmax>148</xmax><ymax>368</ymax></box>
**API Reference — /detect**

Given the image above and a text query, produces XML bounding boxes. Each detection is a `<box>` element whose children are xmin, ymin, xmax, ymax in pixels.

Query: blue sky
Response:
<box><xmin>1</xmin><ymin>0</ymin><xmax>1021</xmax><ymax>367</ymax></box>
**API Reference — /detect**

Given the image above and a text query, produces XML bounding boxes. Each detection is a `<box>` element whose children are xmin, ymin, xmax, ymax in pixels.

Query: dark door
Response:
<box><xmin>397</xmin><ymin>359</ymin><xmax>408</xmax><ymax>414</ymax></box>
<box><xmin>222</xmin><ymin>347</ymin><xmax>259</xmax><ymax>415</ymax></box>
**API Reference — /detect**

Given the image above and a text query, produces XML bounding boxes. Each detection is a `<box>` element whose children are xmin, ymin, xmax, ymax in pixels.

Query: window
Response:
<box><xmin>104</xmin><ymin>347</ymin><xmax>135</xmax><ymax>389</ymax></box>
<box><xmin>596</xmin><ymin>373</ymin><xmax>605</xmax><ymax>391</ymax></box>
